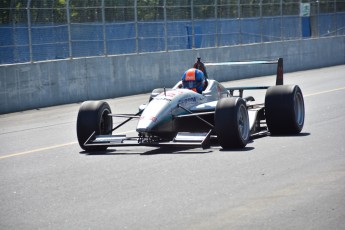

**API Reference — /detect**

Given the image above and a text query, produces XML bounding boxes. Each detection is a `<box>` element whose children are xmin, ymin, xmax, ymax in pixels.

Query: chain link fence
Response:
<box><xmin>1</xmin><ymin>0</ymin><xmax>345</xmax><ymax>64</ymax></box>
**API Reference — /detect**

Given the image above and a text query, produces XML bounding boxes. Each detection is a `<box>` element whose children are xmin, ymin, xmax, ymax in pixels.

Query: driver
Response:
<box><xmin>181</xmin><ymin>68</ymin><xmax>205</xmax><ymax>94</ymax></box>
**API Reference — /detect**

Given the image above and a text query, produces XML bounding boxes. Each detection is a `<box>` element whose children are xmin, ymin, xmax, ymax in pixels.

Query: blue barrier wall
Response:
<box><xmin>1</xmin><ymin>13</ymin><xmax>344</xmax><ymax>65</ymax></box>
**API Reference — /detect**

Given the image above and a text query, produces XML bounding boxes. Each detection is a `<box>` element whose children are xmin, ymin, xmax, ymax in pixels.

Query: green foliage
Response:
<box><xmin>1</xmin><ymin>0</ymin><xmax>343</xmax><ymax>25</ymax></box>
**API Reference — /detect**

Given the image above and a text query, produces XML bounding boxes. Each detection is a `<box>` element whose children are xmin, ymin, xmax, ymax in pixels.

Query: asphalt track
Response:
<box><xmin>1</xmin><ymin>65</ymin><xmax>345</xmax><ymax>230</ymax></box>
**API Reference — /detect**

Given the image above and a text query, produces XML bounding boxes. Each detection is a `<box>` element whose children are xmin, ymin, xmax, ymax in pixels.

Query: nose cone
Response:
<box><xmin>136</xmin><ymin>99</ymin><xmax>171</xmax><ymax>133</ymax></box>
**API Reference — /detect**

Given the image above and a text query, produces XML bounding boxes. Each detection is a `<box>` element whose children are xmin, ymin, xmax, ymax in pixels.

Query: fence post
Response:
<box><xmin>333</xmin><ymin>0</ymin><xmax>334</xmax><ymax>36</ymax></box>
<box><xmin>164</xmin><ymin>0</ymin><xmax>168</xmax><ymax>52</ymax></box>
<box><xmin>215</xmin><ymin>0</ymin><xmax>218</xmax><ymax>47</ymax></box>
<box><xmin>66</xmin><ymin>0</ymin><xmax>73</xmax><ymax>59</ymax></box>
<box><xmin>260</xmin><ymin>0</ymin><xmax>263</xmax><ymax>43</ymax></box>
<box><xmin>27</xmin><ymin>0</ymin><xmax>33</xmax><ymax>63</ymax></box>
<box><xmin>238</xmin><ymin>0</ymin><xmax>242</xmax><ymax>44</ymax></box>
<box><xmin>101</xmin><ymin>0</ymin><xmax>107</xmax><ymax>56</ymax></box>
<box><xmin>280</xmin><ymin>0</ymin><xmax>283</xmax><ymax>41</ymax></box>
<box><xmin>314</xmin><ymin>0</ymin><xmax>320</xmax><ymax>37</ymax></box>
<box><xmin>134</xmin><ymin>0</ymin><xmax>139</xmax><ymax>54</ymax></box>
<box><xmin>191</xmin><ymin>0</ymin><xmax>195</xmax><ymax>48</ymax></box>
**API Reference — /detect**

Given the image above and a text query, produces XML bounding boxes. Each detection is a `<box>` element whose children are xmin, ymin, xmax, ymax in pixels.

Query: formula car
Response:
<box><xmin>76</xmin><ymin>58</ymin><xmax>305</xmax><ymax>151</ymax></box>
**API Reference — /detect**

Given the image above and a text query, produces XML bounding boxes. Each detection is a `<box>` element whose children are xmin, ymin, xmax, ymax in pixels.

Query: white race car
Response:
<box><xmin>76</xmin><ymin>58</ymin><xmax>305</xmax><ymax>151</ymax></box>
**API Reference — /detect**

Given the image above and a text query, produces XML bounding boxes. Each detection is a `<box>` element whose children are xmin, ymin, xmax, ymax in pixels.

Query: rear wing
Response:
<box><xmin>205</xmin><ymin>58</ymin><xmax>284</xmax><ymax>97</ymax></box>
<box><xmin>204</xmin><ymin>58</ymin><xmax>283</xmax><ymax>85</ymax></box>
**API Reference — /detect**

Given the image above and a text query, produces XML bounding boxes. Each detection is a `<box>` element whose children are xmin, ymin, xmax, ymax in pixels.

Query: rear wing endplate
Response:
<box><xmin>205</xmin><ymin>57</ymin><xmax>284</xmax><ymax>86</ymax></box>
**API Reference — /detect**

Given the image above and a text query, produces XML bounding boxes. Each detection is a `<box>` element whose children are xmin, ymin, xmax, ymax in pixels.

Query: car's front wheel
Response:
<box><xmin>76</xmin><ymin>101</ymin><xmax>113</xmax><ymax>151</ymax></box>
<box><xmin>214</xmin><ymin>97</ymin><xmax>250</xmax><ymax>149</ymax></box>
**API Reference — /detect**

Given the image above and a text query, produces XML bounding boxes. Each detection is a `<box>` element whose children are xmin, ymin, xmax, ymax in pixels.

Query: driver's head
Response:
<box><xmin>181</xmin><ymin>68</ymin><xmax>205</xmax><ymax>94</ymax></box>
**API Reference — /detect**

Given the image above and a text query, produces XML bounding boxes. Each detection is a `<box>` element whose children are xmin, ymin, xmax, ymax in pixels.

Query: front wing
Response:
<box><xmin>84</xmin><ymin>130</ymin><xmax>213</xmax><ymax>150</ymax></box>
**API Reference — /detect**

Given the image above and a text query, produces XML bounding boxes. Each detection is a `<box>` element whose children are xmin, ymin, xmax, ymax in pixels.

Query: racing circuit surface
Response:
<box><xmin>1</xmin><ymin>65</ymin><xmax>345</xmax><ymax>230</ymax></box>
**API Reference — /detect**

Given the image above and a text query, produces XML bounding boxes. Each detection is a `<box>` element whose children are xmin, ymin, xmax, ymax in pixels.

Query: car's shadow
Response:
<box><xmin>80</xmin><ymin>147</ymin><xmax>213</xmax><ymax>156</ymax></box>
<box><xmin>219</xmin><ymin>146</ymin><xmax>255</xmax><ymax>152</ymax></box>
<box><xmin>80</xmin><ymin>145</ymin><xmax>255</xmax><ymax>156</ymax></box>
<box><xmin>268</xmin><ymin>132</ymin><xmax>311</xmax><ymax>137</ymax></box>
<box><xmin>141</xmin><ymin>147</ymin><xmax>213</xmax><ymax>155</ymax></box>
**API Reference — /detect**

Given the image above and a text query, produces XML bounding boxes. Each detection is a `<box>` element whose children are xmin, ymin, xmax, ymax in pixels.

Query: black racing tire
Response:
<box><xmin>76</xmin><ymin>101</ymin><xmax>113</xmax><ymax>151</ymax></box>
<box><xmin>265</xmin><ymin>85</ymin><xmax>305</xmax><ymax>135</ymax></box>
<box><xmin>214</xmin><ymin>97</ymin><xmax>250</xmax><ymax>149</ymax></box>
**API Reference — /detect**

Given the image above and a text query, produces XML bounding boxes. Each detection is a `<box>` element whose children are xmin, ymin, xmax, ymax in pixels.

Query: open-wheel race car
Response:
<box><xmin>76</xmin><ymin>58</ymin><xmax>305</xmax><ymax>151</ymax></box>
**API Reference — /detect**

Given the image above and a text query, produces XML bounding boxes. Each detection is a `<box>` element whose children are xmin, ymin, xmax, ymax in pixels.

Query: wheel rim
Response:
<box><xmin>238</xmin><ymin>104</ymin><xmax>249</xmax><ymax>141</ymax></box>
<box><xmin>294</xmin><ymin>92</ymin><xmax>304</xmax><ymax>126</ymax></box>
<box><xmin>100</xmin><ymin>109</ymin><xmax>111</xmax><ymax>134</ymax></box>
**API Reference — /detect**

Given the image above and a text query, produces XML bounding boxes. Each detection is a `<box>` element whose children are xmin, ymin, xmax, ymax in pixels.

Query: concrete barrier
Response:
<box><xmin>0</xmin><ymin>36</ymin><xmax>344</xmax><ymax>114</ymax></box>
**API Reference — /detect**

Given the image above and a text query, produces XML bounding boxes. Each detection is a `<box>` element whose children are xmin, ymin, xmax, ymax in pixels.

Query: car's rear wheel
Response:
<box><xmin>76</xmin><ymin>101</ymin><xmax>113</xmax><ymax>151</ymax></box>
<box><xmin>215</xmin><ymin>97</ymin><xmax>250</xmax><ymax>149</ymax></box>
<box><xmin>265</xmin><ymin>85</ymin><xmax>305</xmax><ymax>135</ymax></box>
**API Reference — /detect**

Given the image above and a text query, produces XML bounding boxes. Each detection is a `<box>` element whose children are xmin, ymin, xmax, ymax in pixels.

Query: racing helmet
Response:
<box><xmin>182</xmin><ymin>68</ymin><xmax>205</xmax><ymax>94</ymax></box>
